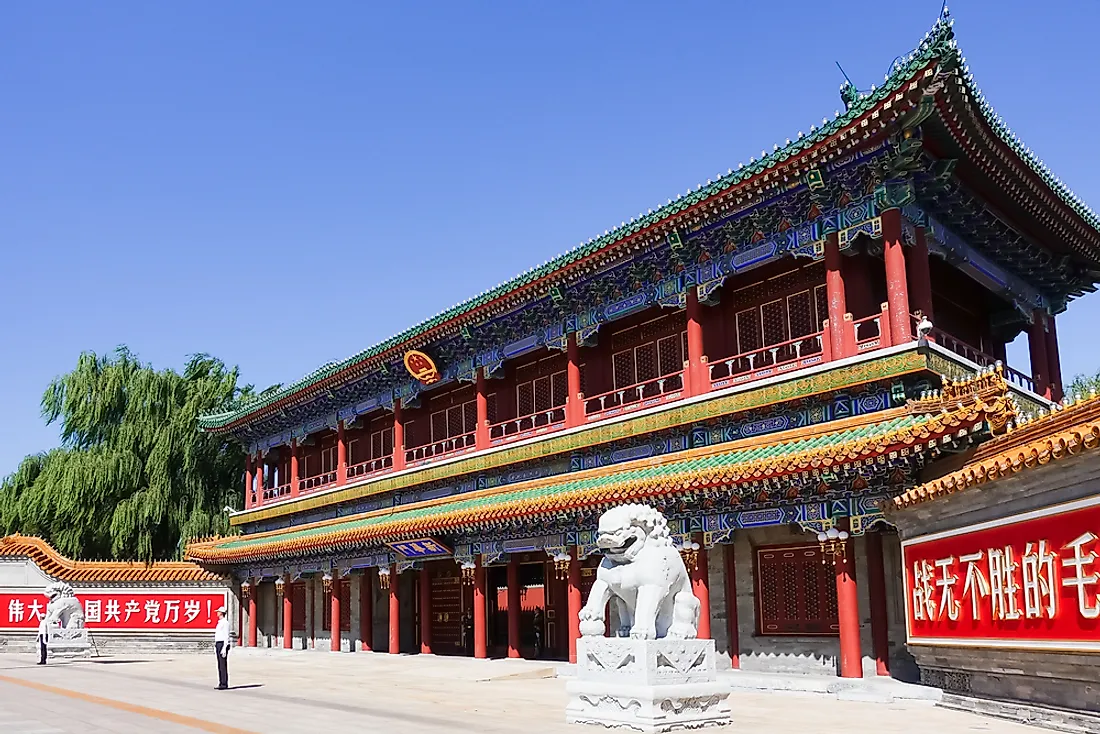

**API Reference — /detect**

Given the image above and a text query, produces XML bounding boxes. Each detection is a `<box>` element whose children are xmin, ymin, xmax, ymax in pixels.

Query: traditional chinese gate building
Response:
<box><xmin>0</xmin><ymin>535</ymin><xmax>229</xmax><ymax>653</ymax></box>
<box><xmin>890</xmin><ymin>395</ymin><xmax>1100</xmax><ymax>713</ymax></box>
<box><xmin>186</xmin><ymin>12</ymin><xmax>1099</xmax><ymax>680</ymax></box>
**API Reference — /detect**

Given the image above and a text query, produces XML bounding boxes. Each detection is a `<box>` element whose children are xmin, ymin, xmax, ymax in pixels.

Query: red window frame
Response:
<box><xmin>290</xmin><ymin>582</ymin><xmax>306</xmax><ymax>630</ymax></box>
<box><xmin>753</xmin><ymin>543</ymin><xmax>838</xmax><ymax>636</ymax></box>
<box><xmin>516</xmin><ymin>370</ymin><xmax>567</xmax><ymax>416</ymax></box>
<box><xmin>320</xmin><ymin>445</ymin><xmax>337</xmax><ymax>474</ymax></box>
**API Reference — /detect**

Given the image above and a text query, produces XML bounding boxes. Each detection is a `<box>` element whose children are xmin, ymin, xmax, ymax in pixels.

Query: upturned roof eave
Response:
<box><xmin>198</xmin><ymin>11</ymin><xmax>1100</xmax><ymax>436</ymax></box>
<box><xmin>188</xmin><ymin>369</ymin><xmax>1016</xmax><ymax>566</ymax></box>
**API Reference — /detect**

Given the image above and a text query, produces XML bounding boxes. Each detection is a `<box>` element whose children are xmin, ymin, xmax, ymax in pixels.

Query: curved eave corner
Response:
<box><xmin>197</xmin><ymin>8</ymin><xmax>1095</xmax><ymax>438</ymax></box>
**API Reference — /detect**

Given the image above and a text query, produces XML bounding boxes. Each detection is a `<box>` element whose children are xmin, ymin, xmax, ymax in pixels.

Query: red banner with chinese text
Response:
<box><xmin>902</xmin><ymin>496</ymin><xmax>1100</xmax><ymax>651</ymax></box>
<box><xmin>0</xmin><ymin>591</ymin><xmax>227</xmax><ymax>632</ymax></box>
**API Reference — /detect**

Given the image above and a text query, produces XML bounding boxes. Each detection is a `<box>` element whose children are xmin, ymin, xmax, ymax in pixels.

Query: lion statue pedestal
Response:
<box><xmin>44</xmin><ymin>582</ymin><xmax>91</xmax><ymax>656</ymax></box>
<box><xmin>565</xmin><ymin>505</ymin><xmax>731</xmax><ymax>732</ymax></box>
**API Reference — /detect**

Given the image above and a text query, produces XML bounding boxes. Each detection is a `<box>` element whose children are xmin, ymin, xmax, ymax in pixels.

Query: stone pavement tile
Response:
<box><xmin>0</xmin><ymin>652</ymin><xmax>1054</xmax><ymax>734</ymax></box>
<box><xmin>0</xmin><ymin>678</ymin><xmax>201</xmax><ymax>734</ymax></box>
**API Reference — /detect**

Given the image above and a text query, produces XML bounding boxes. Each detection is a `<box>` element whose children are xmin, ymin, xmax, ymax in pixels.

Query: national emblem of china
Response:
<box><xmin>404</xmin><ymin>350</ymin><xmax>441</xmax><ymax>385</ymax></box>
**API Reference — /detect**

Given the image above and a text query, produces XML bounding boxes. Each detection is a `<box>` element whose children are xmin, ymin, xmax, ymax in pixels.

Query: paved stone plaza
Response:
<box><xmin>0</xmin><ymin>649</ymin><xmax>1051</xmax><ymax>734</ymax></box>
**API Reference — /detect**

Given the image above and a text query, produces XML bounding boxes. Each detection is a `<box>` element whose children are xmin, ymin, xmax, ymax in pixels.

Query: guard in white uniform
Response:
<box><xmin>36</xmin><ymin>617</ymin><xmax>48</xmax><ymax>665</ymax></box>
<box><xmin>213</xmin><ymin>606</ymin><xmax>230</xmax><ymax>689</ymax></box>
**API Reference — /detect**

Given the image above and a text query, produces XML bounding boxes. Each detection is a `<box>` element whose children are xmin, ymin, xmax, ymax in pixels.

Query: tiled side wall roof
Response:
<box><xmin>0</xmin><ymin>535</ymin><xmax>223</xmax><ymax>584</ymax></box>
<box><xmin>893</xmin><ymin>393</ymin><xmax>1100</xmax><ymax>509</ymax></box>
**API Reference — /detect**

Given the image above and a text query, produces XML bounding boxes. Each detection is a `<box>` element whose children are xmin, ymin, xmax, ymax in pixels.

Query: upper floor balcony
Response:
<box><xmin>243</xmin><ymin>301</ymin><xmax>1048</xmax><ymax>512</ymax></box>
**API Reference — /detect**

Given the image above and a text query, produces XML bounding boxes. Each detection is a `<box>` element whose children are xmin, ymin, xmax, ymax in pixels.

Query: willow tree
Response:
<box><xmin>0</xmin><ymin>348</ymin><xmax>249</xmax><ymax>561</ymax></box>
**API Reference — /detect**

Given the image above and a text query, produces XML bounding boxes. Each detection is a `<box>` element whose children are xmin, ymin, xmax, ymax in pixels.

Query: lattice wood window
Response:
<box><xmin>404</xmin><ymin>419</ymin><xmax>421</xmax><ymax>447</ymax></box>
<box><xmin>290</xmin><ymin>582</ymin><xmax>306</xmax><ymax>630</ymax></box>
<box><xmin>299</xmin><ymin>454</ymin><xmax>314</xmax><ymax>479</ymax></box>
<box><xmin>486</xmin><ymin>392</ymin><xmax>497</xmax><ymax>424</ymax></box>
<box><xmin>731</xmin><ymin>288</ymin><xmax>825</xmax><ymax>362</ymax></box>
<box><xmin>754</xmin><ymin>544</ymin><xmax>838</xmax><ymax>636</ymax></box>
<box><xmin>370</xmin><ymin>427</ymin><xmax>393</xmax><ymax>459</ymax></box>
<box><xmin>320</xmin><ymin>445</ymin><xmax>337</xmax><ymax>475</ymax></box>
<box><xmin>321</xmin><ymin>583</ymin><xmax>352</xmax><ymax>631</ymax></box>
<box><xmin>516</xmin><ymin>370</ymin><xmax>567</xmax><ymax>417</ymax></box>
<box><xmin>612</xmin><ymin>333</ymin><xmax>684</xmax><ymax>390</ymax></box>
<box><xmin>347</xmin><ymin>437</ymin><xmax>364</xmax><ymax>465</ymax></box>
<box><xmin>814</xmin><ymin>284</ymin><xmax>828</xmax><ymax>330</ymax></box>
<box><xmin>430</xmin><ymin>399</ymin><xmax>477</xmax><ymax>443</ymax></box>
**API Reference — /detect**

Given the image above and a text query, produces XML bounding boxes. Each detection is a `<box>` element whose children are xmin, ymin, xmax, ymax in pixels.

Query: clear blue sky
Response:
<box><xmin>3</xmin><ymin>1</ymin><xmax>1098</xmax><ymax>477</ymax></box>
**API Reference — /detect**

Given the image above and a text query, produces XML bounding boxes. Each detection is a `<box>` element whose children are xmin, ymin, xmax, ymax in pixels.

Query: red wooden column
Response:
<box><xmin>835</xmin><ymin>533</ymin><xmax>863</xmax><ymax>678</ymax></box>
<box><xmin>246</xmin><ymin>581</ymin><xmax>257</xmax><ymax>647</ymax></box>
<box><xmin>473</xmin><ymin>556</ymin><xmax>488</xmax><ymax>659</ymax></box>
<box><xmin>865</xmin><ymin>531</ymin><xmax>891</xmax><ymax>676</ymax></box>
<box><xmin>289</xmin><ymin>440</ymin><xmax>300</xmax><ymax>498</ymax></box>
<box><xmin>566</xmin><ymin>333</ymin><xmax>583</xmax><ymax>427</ymax></box>
<box><xmin>419</xmin><ymin>566</ymin><xmax>433</xmax><ymax>654</ymax></box>
<box><xmin>723</xmin><ymin>544</ymin><xmax>740</xmax><ymax>669</ymax></box>
<box><xmin>281</xmin><ymin>578</ymin><xmax>292</xmax><ymax>649</ymax></box>
<box><xmin>330</xmin><ymin>574</ymin><xmax>342</xmax><ymax>652</ymax></box>
<box><xmin>388</xmin><ymin>564</ymin><xmax>401</xmax><ymax>654</ymax></box>
<box><xmin>1028</xmin><ymin>310</ymin><xmax>1052</xmax><ymax>399</ymax></box>
<box><xmin>1046</xmin><ymin>315</ymin><xmax>1064</xmax><ymax>402</ymax></box>
<box><xmin>690</xmin><ymin>533</ymin><xmax>711</xmax><ymax>639</ymax></box>
<box><xmin>475</xmin><ymin>369</ymin><xmax>490</xmax><ymax>450</ymax></box>
<box><xmin>685</xmin><ymin>287</ymin><xmax>706</xmax><ymax>396</ymax></box>
<box><xmin>360</xmin><ymin>569</ymin><xmax>374</xmax><ymax>652</ymax></box>
<box><xmin>881</xmin><ymin>208</ymin><xmax>912</xmax><ymax>345</ymax></box>
<box><xmin>244</xmin><ymin>455</ymin><xmax>255</xmax><ymax>508</ymax></box>
<box><xmin>507</xmin><ymin>556</ymin><xmax>522</xmax><ymax>658</ymax></box>
<box><xmin>567</xmin><ymin>547</ymin><xmax>582</xmax><ymax>664</ymax></box>
<box><xmin>908</xmin><ymin>226</ymin><xmax>934</xmax><ymax>322</ymax></box>
<box><xmin>392</xmin><ymin>400</ymin><xmax>407</xmax><ymax>472</ymax></box>
<box><xmin>336</xmin><ymin>421</ymin><xmax>348</xmax><ymax>486</ymax></box>
<box><xmin>255</xmin><ymin>452</ymin><xmax>264</xmax><ymax>504</ymax></box>
<box><xmin>824</xmin><ymin>232</ymin><xmax>849</xmax><ymax>359</ymax></box>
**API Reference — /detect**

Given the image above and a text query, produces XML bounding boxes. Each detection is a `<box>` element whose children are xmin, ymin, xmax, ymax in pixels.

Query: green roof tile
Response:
<box><xmin>209</xmin><ymin>414</ymin><xmax>925</xmax><ymax>554</ymax></box>
<box><xmin>198</xmin><ymin>11</ymin><xmax>1096</xmax><ymax>432</ymax></box>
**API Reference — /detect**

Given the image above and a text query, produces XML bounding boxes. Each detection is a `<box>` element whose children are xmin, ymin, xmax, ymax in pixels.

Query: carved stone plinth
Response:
<box><xmin>48</xmin><ymin>627</ymin><xmax>91</xmax><ymax>656</ymax></box>
<box><xmin>566</xmin><ymin>638</ymin><xmax>731</xmax><ymax>732</ymax></box>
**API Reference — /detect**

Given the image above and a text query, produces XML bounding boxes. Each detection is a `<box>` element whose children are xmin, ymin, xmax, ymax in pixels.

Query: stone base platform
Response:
<box><xmin>566</xmin><ymin>638</ymin><xmax>731</xmax><ymax>732</ymax></box>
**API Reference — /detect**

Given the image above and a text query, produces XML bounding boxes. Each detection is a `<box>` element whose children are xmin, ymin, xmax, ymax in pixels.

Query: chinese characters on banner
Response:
<box><xmin>388</xmin><ymin>538</ymin><xmax>451</xmax><ymax>558</ymax></box>
<box><xmin>903</xmin><ymin>497</ymin><xmax>1100</xmax><ymax>650</ymax></box>
<box><xmin>0</xmin><ymin>592</ymin><xmax>228</xmax><ymax>631</ymax></box>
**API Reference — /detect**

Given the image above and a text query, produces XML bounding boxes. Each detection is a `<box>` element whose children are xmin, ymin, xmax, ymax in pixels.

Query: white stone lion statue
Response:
<box><xmin>578</xmin><ymin>504</ymin><xmax>700</xmax><ymax>640</ymax></box>
<box><xmin>44</xmin><ymin>582</ymin><xmax>85</xmax><ymax>629</ymax></box>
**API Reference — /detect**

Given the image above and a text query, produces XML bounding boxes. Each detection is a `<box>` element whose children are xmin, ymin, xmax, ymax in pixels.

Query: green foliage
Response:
<box><xmin>1069</xmin><ymin>369</ymin><xmax>1100</xmax><ymax>400</ymax></box>
<box><xmin>0</xmin><ymin>348</ymin><xmax>250</xmax><ymax>562</ymax></box>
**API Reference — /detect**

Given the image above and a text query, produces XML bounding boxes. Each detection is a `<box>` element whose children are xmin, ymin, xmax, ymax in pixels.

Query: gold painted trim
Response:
<box><xmin>232</xmin><ymin>350</ymin><xmax>930</xmax><ymax>526</ymax></box>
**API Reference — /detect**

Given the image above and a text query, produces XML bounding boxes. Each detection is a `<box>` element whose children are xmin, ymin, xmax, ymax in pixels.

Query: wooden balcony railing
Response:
<box><xmin>405</xmin><ymin>431</ymin><xmax>477</xmax><ymax>466</ymax></box>
<box><xmin>246</xmin><ymin>311</ymin><xmax>1042</xmax><ymax>507</ymax></box>
<box><xmin>490</xmin><ymin>406</ymin><xmax>567</xmax><ymax>446</ymax></box>
<box><xmin>912</xmin><ymin>315</ymin><xmax>1035</xmax><ymax>393</ymax></box>
<box><xmin>583</xmin><ymin>371</ymin><xmax>685</xmax><ymax>422</ymax></box>
<box><xmin>709</xmin><ymin>330</ymin><xmax>825</xmax><ymax>389</ymax></box>
<box><xmin>853</xmin><ymin>314</ymin><xmax>883</xmax><ymax>353</ymax></box>
<box><xmin>346</xmin><ymin>456</ymin><xmax>392</xmax><ymax>481</ymax></box>
<box><xmin>262</xmin><ymin>483</ymin><xmax>292</xmax><ymax>502</ymax></box>
<box><xmin>299</xmin><ymin>471</ymin><xmax>338</xmax><ymax>493</ymax></box>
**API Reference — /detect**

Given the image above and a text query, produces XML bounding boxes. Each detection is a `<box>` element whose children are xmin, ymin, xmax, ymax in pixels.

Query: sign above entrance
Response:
<box><xmin>902</xmin><ymin>495</ymin><xmax>1100</xmax><ymax>653</ymax></box>
<box><xmin>388</xmin><ymin>538</ymin><xmax>452</xmax><ymax>559</ymax></box>
<box><xmin>403</xmin><ymin>350</ymin><xmax>441</xmax><ymax>385</ymax></box>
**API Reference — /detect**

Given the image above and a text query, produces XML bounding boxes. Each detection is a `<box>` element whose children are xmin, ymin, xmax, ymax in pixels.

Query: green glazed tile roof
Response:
<box><xmin>198</xmin><ymin>9</ymin><xmax>1097</xmax><ymax>432</ymax></box>
<box><xmin>191</xmin><ymin>412</ymin><xmax>938</xmax><ymax>561</ymax></box>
